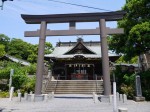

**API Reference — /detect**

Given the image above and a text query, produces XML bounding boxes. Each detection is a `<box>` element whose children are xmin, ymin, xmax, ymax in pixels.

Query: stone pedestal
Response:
<box><xmin>118</xmin><ymin>108</ymin><xmax>128</xmax><ymax>112</ymax></box>
<box><xmin>27</xmin><ymin>94</ymin><xmax>44</xmax><ymax>102</ymax></box>
<box><xmin>134</xmin><ymin>96</ymin><xmax>145</xmax><ymax>102</ymax></box>
<box><xmin>34</xmin><ymin>95</ymin><xmax>44</xmax><ymax>102</ymax></box>
<box><xmin>99</xmin><ymin>95</ymin><xmax>110</xmax><ymax>102</ymax></box>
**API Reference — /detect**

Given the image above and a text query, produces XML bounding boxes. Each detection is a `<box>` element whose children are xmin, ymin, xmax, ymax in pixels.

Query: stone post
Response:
<box><xmin>9</xmin><ymin>87</ymin><xmax>14</xmax><ymax>101</ymax></box>
<box><xmin>118</xmin><ymin>108</ymin><xmax>128</xmax><ymax>112</ymax></box>
<box><xmin>119</xmin><ymin>94</ymin><xmax>123</xmax><ymax>102</ymax></box>
<box><xmin>24</xmin><ymin>93</ymin><xmax>28</xmax><ymax>100</ymax></box>
<box><xmin>100</xmin><ymin>19</ymin><xmax>111</xmax><ymax>95</ymax></box>
<box><xmin>117</xmin><ymin>92</ymin><xmax>120</xmax><ymax>101</ymax></box>
<box><xmin>18</xmin><ymin>93</ymin><xmax>21</xmax><ymax>102</ymax></box>
<box><xmin>134</xmin><ymin>74</ymin><xmax>145</xmax><ymax>101</ymax></box>
<box><xmin>113</xmin><ymin>82</ymin><xmax>117</xmax><ymax>112</ymax></box>
<box><xmin>35</xmin><ymin>21</ymin><xmax>47</xmax><ymax>95</ymax></box>
<box><xmin>135</xmin><ymin>75</ymin><xmax>142</xmax><ymax>97</ymax></box>
<box><xmin>123</xmin><ymin>94</ymin><xmax>127</xmax><ymax>103</ymax></box>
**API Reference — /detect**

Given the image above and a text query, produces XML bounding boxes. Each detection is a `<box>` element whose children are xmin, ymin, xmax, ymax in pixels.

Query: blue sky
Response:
<box><xmin>0</xmin><ymin>0</ymin><xmax>126</xmax><ymax>46</ymax></box>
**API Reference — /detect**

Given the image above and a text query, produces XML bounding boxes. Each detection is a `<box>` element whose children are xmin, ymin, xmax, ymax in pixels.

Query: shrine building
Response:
<box><xmin>45</xmin><ymin>38</ymin><xmax>119</xmax><ymax>81</ymax></box>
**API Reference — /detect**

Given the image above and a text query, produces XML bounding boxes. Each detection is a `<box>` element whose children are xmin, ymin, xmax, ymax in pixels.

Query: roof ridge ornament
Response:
<box><xmin>77</xmin><ymin>36</ymin><xmax>83</xmax><ymax>42</ymax></box>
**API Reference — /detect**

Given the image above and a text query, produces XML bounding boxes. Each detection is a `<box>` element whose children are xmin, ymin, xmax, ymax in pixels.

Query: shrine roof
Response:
<box><xmin>45</xmin><ymin>38</ymin><xmax>119</xmax><ymax>59</ymax></box>
<box><xmin>44</xmin><ymin>46</ymin><xmax>119</xmax><ymax>59</ymax></box>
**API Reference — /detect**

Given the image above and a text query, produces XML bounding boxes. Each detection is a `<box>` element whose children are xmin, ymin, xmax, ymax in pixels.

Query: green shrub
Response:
<box><xmin>120</xmin><ymin>84</ymin><xmax>134</xmax><ymax>99</ymax></box>
<box><xmin>0</xmin><ymin>91</ymin><xmax>9</xmax><ymax>98</ymax></box>
<box><xmin>22</xmin><ymin>76</ymin><xmax>36</xmax><ymax>93</ymax></box>
<box><xmin>143</xmin><ymin>89</ymin><xmax>150</xmax><ymax>101</ymax></box>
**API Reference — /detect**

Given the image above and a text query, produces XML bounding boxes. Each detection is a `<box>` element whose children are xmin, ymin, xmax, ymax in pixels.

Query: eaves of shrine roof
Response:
<box><xmin>44</xmin><ymin>46</ymin><xmax>119</xmax><ymax>58</ymax></box>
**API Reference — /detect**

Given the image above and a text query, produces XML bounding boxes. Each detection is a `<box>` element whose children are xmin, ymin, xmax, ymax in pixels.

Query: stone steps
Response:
<box><xmin>43</xmin><ymin>80</ymin><xmax>103</xmax><ymax>94</ymax></box>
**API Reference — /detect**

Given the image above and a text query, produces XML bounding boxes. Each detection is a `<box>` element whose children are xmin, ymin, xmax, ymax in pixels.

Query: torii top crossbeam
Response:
<box><xmin>21</xmin><ymin>11</ymin><xmax>125</xmax><ymax>24</ymax></box>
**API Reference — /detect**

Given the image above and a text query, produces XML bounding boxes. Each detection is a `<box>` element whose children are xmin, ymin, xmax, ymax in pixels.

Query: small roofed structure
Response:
<box><xmin>1</xmin><ymin>54</ymin><xmax>30</xmax><ymax>66</ymax></box>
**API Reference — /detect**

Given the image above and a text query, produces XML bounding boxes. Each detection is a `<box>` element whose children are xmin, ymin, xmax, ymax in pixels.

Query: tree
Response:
<box><xmin>1</xmin><ymin>34</ymin><xmax>53</xmax><ymax>63</ymax></box>
<box><xmin>109</xmin><ymin>0</ymin><xmax>150</xmax><ymax>60</ymax></box>
<box><xmin>7</xmin><ymin>38</ymin><xmax>32</xmax><ymax>60</ymax></box>
<box><xmin>45</xmin><ymin>42</ymin><xmax>53</xmax><ymax>54</ymax></box>
<box><xmin>27</xmin><ymin>42</ymin><xmax>53</xmax><ymax>63</ymax></box>
<box><xmin>0</xmin><ymin>34</ymin><xmax>10</xmax><ymax>52</ymax></box>
<box><xmin>0</xmin><ymin>44</ymin><xmax>6</xmax><ymax>57</ymax></box>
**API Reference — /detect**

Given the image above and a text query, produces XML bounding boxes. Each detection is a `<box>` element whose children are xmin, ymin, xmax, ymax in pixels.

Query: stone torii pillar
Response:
<box><xmin>35</xmin><ymin>21</ymin><xmax>47</xmax><ymax>95</ymax></box>
<box><xmin>100</xmin><ymin>19</ymin><xmax>111</xmax><ymax>95</ymax></box>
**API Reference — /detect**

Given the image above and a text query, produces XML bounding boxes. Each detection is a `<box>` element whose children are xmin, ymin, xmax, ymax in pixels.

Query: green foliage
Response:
<box><xmin>0</xmin><ymin>91</ymin><xmax>9</xmax><ymax>98</ymax></box>
<box><xmin>140</xmin><ymin>69</ymin><xmax>150</xmax><ymax>100</ymax></box>
<box><xmin>0</xmin><ymin>91</ymin><xmax>17</xmax><ymax>98</ymax></box>
<box><xmin>143</xmin><ymin>89</ymin><xmax>150</xmax><ymax>101</ymax></box>
<box><xmin>6</xmin><ymin>38</ymin><xmax>53</xmax><ymax>63</ymax></box>
<box><xmin>22</xmin><ymin>76</ymin><xmax>36</xmax><ymax>93</ymax></box>
<box><xmin>27</xmin><ymin>44</ymin><xmax>38</xmax><ymax>63</ymax></box>
<box><xmin>114</xmin><ymin>66</ymin><xmax>150</xmax><ymax>100</ymax></box>
<box><xmin>0</xmin><ymin>61</ymin><xmax>21</xmax><ymax>79</ymax></box>
<box><xmin>25</xmin><ymin>64</ymin><xmax>37</xmax><ymax>75</ymax></box>
<box><xmin>122</xmin><ymin>73</ymin><xmax>135</xmax><ymax>99</ymax></box>
<box><xmin>0</xmin><ymin>34</ymin><xmax>53</xmax><ymax>93</ymax></box>
<box><xmin>27</xmin><ymin>53</ymin><xmax>37</xmax><ymax>63</ymax></box>
<box><xmin>7</xmin><ymin>38</ymin><xmax>32</xmax><ymax>60</ymax></box>
<box><xmin>116</xmin><ymin>56</ymin><xmax>138</xmax><ymax>64</ymax></box>
<box><xmin>121</xmin><ymin>84</ymin><xmax>134</xmax><ymax>99</ymax></box>
<box><xmin>45</xmin><ymin>42</ymin><xmax>53</xmax><ymax>54</ymax></box>
<box><xmin>0</xmin><ymin>61</ymin><xmax>36</xmax><ymax>92</ymax></box>
<box><xmin>0</xmin><ymin>67</ymin><xmax>10</xmax><ymax>79</ymax></box>
<box><xmin>0</xmin><ymin>34</ymin><xmax>10</xmax><ymax>52</ymax></box>
<box><xmin>0</xmin><ymin>44</ymin><xmax>6</xmax><ymax>57</ymax></box>
<box><xmin>123</xmin><ymin>73</ymin><xmax>135</xmax><ymax>85</ymax></box>
<box><xmin>113</xmin><ymin>65</ymin><xmax>135</xmax><ymax>99</ymax></box>
<box><xmin>109</xmin><ymin>0</ymin><xmax>150</xmax><ymax>61</ymax></box>
<box><xmin>12</xmin><ymin>73</ymin><xmax>28</xmax><ymax>90</ymax></box>
<box><xmin>0</xmin><ymin>33</ymin><xmax>54</xmax><ymax>63</ymax></box>
<box><xmin>128</xmin><ymin>22</ymin><xmax>150</xmax><ymax>56</ymax></box>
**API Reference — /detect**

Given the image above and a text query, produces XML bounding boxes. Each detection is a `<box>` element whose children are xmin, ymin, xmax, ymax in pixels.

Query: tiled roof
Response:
<box><xmin>45</xmin><ymin>46</ymin><xmax>119</xmax><ymax>59</ymax></box>
<box><xmin>5</xmin><ymin>54</ymin><xmax>30</xmax><ymax>66</ymax></box>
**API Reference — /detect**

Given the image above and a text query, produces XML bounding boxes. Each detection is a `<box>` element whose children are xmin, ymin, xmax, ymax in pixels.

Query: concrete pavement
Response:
<box><xmin>0</xmin><ymin>94</ymin><xmax>150</xmax><ymax>112</ymax></box>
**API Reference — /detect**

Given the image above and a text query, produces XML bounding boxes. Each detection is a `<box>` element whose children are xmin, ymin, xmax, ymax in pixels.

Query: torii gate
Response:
<box><xmin>21</xmin><ymin>11</ymin><xmax>125</xmax><ymax>97</ymax></box>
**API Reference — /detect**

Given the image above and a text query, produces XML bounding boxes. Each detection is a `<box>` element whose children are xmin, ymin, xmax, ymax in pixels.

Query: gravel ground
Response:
<box><xmin>0</xmin><ymin>94</ymin><xmax>150</xmax><ymax>112</ymax></box>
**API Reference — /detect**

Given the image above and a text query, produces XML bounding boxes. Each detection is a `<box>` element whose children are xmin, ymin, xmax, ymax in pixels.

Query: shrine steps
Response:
<box><xmin>43</xmin><ymin>80</ymin><xmax>103</xmax><ymax>94</ymax></box>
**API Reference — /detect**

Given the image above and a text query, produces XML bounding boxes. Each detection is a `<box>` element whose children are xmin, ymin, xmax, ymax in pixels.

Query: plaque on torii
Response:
<box><xmin>21</xmin><ymin>11</ymin><xmax>125</xmax><ymax>96</ymax></box>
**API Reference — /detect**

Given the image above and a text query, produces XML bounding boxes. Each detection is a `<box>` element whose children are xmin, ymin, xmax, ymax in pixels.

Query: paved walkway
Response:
<box><xmin>0</xmin><ymin>94</ymin><xmax>150</xmax><ymax>112</ymax></box>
